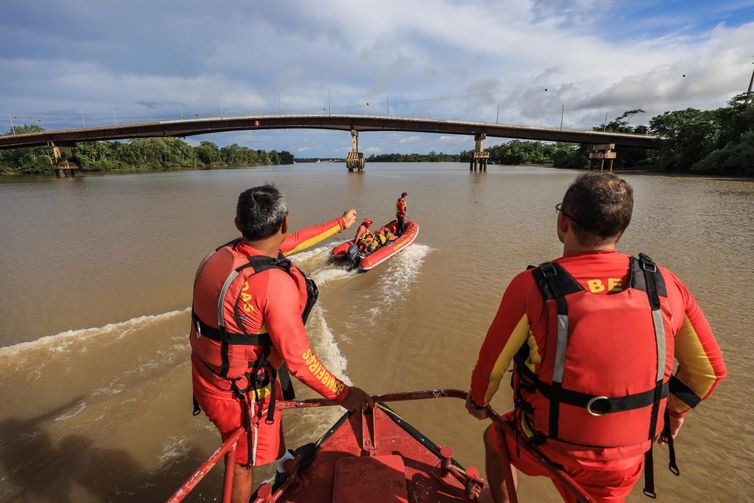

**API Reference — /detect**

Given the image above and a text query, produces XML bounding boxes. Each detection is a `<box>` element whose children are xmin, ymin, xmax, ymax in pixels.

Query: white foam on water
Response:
<box><xmin>368</xmin><ymin>243</ymin><xmax>431</xmax><ymax>320</ymax></box>
<box><xmin>0</xmin><ymin>308</ymin><xmax>190</xmax><ymax>358</ymax></box>
<box><xmin>307</xmin><ymin>305</ymin><xmax>351</xmax><ymax>386</ymax></box>
<box><xmin>310</xmin><ymin>266</ymin><xmax>358</xmax><ymax>286</ymax></box>
<box><xmin>159</xmin><ymin>436</ymin><xmax>191</xmax><ymax>465</ymax></box>
<box><xmin>289</xmin><ymin>243</ymin><xmax>358</xmax><ymax>287</ymax></box>
<box><xmin>54</xmin><ymin>401</ymin><xmax>87</xmax><ymax>422</ymax></box>
<box><xmin>286</xmin><ymin>243</ymin><xmax>333</xmax><ymax>266</ymax></box>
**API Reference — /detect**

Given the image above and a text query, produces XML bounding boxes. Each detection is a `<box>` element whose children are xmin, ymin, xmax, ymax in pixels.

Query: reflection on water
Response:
<box><xmin>0</xmin><ymin>164</ymin><xmax>752</xmax><ymax>501</ymax></box>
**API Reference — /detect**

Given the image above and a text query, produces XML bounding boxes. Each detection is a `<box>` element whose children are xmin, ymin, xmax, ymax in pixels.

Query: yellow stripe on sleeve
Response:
<box><xmin>483</xmin><ymin>314</ymin><xmax>531</xmax><ymax>405</ymax></box>
<box><xmin>285</xmin><ymin>223</ymin><xmax>343</xmax><ymax>256</ymax></box>
<box><xmin>669</xmin><ymin>315</ymin><xmax>717</xmax><ymax>414</ymax></box>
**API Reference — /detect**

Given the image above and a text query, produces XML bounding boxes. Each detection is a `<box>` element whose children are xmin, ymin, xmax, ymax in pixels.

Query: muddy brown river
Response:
<box><xmin>0</xmin><ymin>163</ymin><xmax>751</xmax><ymax>502</ymax></box>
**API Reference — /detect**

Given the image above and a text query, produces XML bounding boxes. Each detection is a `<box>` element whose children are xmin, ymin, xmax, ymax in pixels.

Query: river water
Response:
<box><xmin>0</xmin><ymin>163</ymin><xmax>751</xmax><ymax>502</ymax></box>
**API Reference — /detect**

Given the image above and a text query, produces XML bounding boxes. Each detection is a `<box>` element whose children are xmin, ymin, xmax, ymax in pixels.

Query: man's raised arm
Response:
<box><xmin>282</xmin><ymin>209</ymin><xmax>358</xmax><ymax>256</ymax></box>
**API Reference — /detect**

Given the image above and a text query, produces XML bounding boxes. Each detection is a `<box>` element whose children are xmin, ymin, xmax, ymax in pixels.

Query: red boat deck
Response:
<box><xmin>274</xmin><ymin>404</ymin><xmax>482</xmax><ymax>502</ymax></box>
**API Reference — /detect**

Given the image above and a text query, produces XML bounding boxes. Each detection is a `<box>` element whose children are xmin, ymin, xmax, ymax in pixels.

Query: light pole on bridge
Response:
<box><xmin>8</xmin><ymin>112</ymin><xmax>16</xmax><ymax>134</ymax></box>
<box><xmin>80</xmin><ymin>112</ymin><xmax>86</xmax><ymax>128</ymax></box>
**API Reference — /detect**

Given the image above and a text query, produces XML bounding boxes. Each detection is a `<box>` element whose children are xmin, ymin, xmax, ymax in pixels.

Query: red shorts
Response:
<box><xmin>195</xmin><ymin>381</ymin><xmax>283</xmax><ymax>467</ymax></box>
<box><xmin>496</xmin><ymin>413</ymin><xmax>644</xmax><ymax>503</ymax></box>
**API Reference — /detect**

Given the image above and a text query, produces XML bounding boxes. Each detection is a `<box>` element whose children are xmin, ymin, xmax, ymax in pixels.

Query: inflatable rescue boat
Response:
<box><xmin>331</xmin><ymin>219</ymin><xmax>419</xmax><ymax>271</ymax></box>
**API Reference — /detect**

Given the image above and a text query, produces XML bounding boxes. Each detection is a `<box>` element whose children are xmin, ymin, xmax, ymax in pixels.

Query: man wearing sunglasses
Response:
<box><xmin>466</xmin><ymin>172</ymin><xmax>725</xmax><ymax>502</ymax></box>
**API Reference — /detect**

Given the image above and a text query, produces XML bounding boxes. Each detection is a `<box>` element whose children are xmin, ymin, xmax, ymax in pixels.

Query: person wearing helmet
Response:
<box><xmin>354</xmin><ymin>217</ymin><xmax>374</xmax><ymax>242</ymax></box>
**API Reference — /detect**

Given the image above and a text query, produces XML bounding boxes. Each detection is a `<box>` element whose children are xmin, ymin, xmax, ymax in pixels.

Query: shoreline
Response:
<box><xmin>0</xmin><ymin>162</ymin><xmax>287</xmax><ymax>177</ymax></box>
<box><xmin>2</xmin><ymin>161</ymin><xmax>752</xmax><ymax>182</ymax></box>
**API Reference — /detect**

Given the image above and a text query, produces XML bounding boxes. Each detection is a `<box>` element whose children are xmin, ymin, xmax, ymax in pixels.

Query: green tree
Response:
<box><xmin>649</xmin><ymin>109</ymin><xmax>720</xmax><ymax>171</ymax></box>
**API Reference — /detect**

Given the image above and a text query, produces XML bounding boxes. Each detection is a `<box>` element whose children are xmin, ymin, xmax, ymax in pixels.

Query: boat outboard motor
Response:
<box><xmin>347</xmin><ymin>243</ymin><xmax>361</xmax><ymax>269</ymax></box>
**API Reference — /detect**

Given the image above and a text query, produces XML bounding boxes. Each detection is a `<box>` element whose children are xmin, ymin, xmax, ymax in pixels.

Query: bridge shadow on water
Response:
<box><xmin>0</xmin><ymin>399</ymin><xmax>217</xmax><ymax>502</ymax></box>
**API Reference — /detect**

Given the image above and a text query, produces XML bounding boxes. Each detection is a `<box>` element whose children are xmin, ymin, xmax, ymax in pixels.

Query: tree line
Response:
<box><xmin>459</xmin><ymin>93</ymin><xmax>754</xmax><ymax>176</ymax></box>
<box><xmin>0</xmin><ymin>126</ymin><xmax>294</xmax><ymax>175</ymax></box>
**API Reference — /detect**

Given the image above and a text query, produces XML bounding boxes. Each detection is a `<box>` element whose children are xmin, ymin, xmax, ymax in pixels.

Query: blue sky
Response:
<box><xmin>2</xmin><ymin>0</ymin><xmax>753</xmax><ymax>156</ymax></box>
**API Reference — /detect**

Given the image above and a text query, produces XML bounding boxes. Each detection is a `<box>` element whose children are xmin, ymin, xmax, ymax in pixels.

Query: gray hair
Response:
<box><xmin>236</xmin><ymin>185</ymin><xmax>289</xmax><ymax>240</ymax></box>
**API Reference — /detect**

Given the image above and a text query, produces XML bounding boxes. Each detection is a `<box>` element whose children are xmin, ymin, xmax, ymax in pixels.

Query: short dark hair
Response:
<box><xmin>236</xmin><ymin>185</ymin><xmax>288</xmax><ymax>240</ymax></box>
<box><xmin>401</xmin><ymin>192</ymin><xmax>407</xmax><ymax>197</ymax></box>
<box><xmin>561</xmin><ymin>173</ymin><xmax>633</xmax><ymax>241</ymax></box>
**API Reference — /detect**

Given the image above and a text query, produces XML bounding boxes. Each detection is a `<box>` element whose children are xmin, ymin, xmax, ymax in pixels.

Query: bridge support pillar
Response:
<box><xmin>345</xmin><ymin>129</ymin><xmax>365</xmax><ymax>173</ymax></box>
<box><xmin>469</xmin><ymin>133</ymin><xmax>489</xmax><ymax>172</ymax></box>
<box><xmin>588</xmin><ymin>143</ymin><xmax>617</xmax><ymax>171</ymax></box>
<box><xmin>49</xmin><ymin>142</ymin><xmax>79</xmax><ymax>178</ymax></box>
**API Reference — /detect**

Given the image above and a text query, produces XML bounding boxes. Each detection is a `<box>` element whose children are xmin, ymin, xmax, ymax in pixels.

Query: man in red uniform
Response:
<box><xmin>396</xmin><ymin>192</ymin><xmax>408</xmax><ymax>235</ymax></box>
<box><xmin>191</xmin><ymin>185</ymin><xmax>373</xmax><ymax>503</ymax></box>
<box><xmin>354</xmin><ymin>217</ymin><xmax>374</xmax><ymax>241</ymax></box>
<box><xmin>466</xmin><ymin>173</ymin><xmax>725</xmax><ymax>502</ymax></box>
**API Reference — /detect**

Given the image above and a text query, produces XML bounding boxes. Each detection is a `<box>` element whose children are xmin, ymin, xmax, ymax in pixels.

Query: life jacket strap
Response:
<box><xmin>514</xmin><ymin>353</ymin><xmax>670</xmax><ymax>414</ymax></box>
<box><xmin>643</xmin><ymin>446</ymin><xmax>657</xmax><ymax>498</ymax></box>
<box><xmin>668</xmin><ymin>375</ymin><xmax>701</xmax><ymax>408</ymax></box>
<box><xmin>192</xmin><ymin>313</ymin><xmax>272</xmax><ymax>345</ymax></box>
<box><xmin>643</xmin><ymin>407</ymin><xmax>680</xmax><ymax>498</ymax></box>
<box><xmin>531</xmin><ymin>261</ymin><xmax>582</xmax><ymax>439</ymax></box>
<box><xmin>230</xmin><ymin>379</ymin><xmax>255</xmax><ymax>468</ymax></box>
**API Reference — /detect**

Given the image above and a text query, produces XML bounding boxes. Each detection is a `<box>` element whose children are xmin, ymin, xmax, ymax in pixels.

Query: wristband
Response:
<box><xmin>469</xmin><ymin>396</ymin><xmax>487</xmax><ymax>410</ymax></box>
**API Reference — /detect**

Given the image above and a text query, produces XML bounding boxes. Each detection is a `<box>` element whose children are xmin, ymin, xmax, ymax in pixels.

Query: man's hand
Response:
<box><xmin>339</xmin><ymin>386</ymin><xmax>374</xmax><ymax>412</ymax></box>
<box><xmin>465</xmin><ymin>392</ymin><xmax>488</xmax><ymax>420</ymax></box>
<box><xmin>658</xmin><ymin>414</ymin><xmax>684</xmax><ymax>444</ymax></box>
<box><xmin>341</xmin><ymin>209</ymin><xmax>358</xmax><ymax>229</ymax></box>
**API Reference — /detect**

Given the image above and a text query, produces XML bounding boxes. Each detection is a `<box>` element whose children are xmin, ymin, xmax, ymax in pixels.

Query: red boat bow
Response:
<box><xmin>168</xmin><ymin>389</ymin><xmax>592</xmax><ymax>503</ymax></box>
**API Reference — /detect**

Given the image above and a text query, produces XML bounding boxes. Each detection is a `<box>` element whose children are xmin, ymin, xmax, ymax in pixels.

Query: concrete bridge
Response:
<box><xmin>0</xmin><ymin>114</ymin><xmax>658</xmax><ymax>174</ymax></box>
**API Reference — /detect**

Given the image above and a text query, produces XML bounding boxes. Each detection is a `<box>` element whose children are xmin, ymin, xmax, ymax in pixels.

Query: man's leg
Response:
<box><xmin>484</xmin><ymin>424</ymin><xmax>518</xmax><ymax>503</ymax></box>
<box><xmin>230</xmin><ymin>464</ymin><xmax>252</xmax><ymax>503</ymax></box>
<box><xmin>195</xmin><ymin>393</ymin><xmax>255</xmax><ymax>503</ymax></box>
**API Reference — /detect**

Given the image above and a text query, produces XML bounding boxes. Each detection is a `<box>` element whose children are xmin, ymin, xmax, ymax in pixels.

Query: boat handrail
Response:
<box><xmin>166</xmin><ymin>388</ymin><xmax>592</xmax><ymax>503</ymax></box>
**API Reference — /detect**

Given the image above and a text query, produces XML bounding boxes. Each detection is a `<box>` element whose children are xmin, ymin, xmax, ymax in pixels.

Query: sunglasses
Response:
<box><xmin>555</xmin><ymin>203</ymin><xmax>581</xmax><ymax>225</ymax></box>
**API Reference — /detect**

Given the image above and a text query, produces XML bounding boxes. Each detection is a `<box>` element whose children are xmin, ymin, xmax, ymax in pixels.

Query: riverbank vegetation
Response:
<box><xmin>0</xmin><ymin>127</ymin><xmax>293</xmax><ymax>175</ymax></box>
<box><xmin>459</xmin><ymin>93</ymin><xmax>754</xmax><ymax>176</ymax></box>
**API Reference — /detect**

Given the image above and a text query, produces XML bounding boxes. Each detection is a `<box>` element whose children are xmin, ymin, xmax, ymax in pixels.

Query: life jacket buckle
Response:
<box><xmin>639</xmin><ymin>253</ymin><xmax>657</xmax><ymax>272</ymax></box>
<box><xmin>586</xmin><ymin>395</ymin><xmax>610</xmax><ymax>416</ymax></box>
<box><xmin>540</xmin><ymin>262</ymin><xmax>557</xmax><ymax>278</ymax></box>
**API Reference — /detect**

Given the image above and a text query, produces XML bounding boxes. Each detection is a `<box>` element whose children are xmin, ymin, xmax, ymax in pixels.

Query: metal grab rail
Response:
<box><xmin>167</xmin><ymin>389</ymin><xmax>591</xmax><ymax>503</ymax></box>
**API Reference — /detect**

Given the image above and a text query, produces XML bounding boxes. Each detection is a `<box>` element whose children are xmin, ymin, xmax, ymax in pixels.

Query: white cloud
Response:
<box><xmin>437</xmin><ymin>135</ymin><xmax>469</xmax><ymax>144</ymax></box>
<box><xmin>397</xmin><ymin>135</ymin><xmax>421</xmax><ymax>144</ymax></box>
<box><xmin>2</xmin><ymin>0</ymin><xmax>753</xmax><ymax>153</ymax></box>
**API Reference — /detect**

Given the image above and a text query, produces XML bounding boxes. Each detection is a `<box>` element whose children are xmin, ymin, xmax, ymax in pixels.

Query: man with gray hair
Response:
<box><xmin>190</xmin><ymin>184</ymin><xmax>372</xmax><ymax>502</ymax></box>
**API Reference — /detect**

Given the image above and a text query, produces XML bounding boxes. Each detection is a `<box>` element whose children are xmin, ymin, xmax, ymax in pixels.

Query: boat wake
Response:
<box><xmin>360</xmin><ymin>243</ymin><xmax>431</xmax><ymax>324</ymax></box>
<box><xmin>0</xmin><ymin>308</ymin><xmax>190</xmax><ymax>360</ymax></box>
<box><xmin>289</xmin><ymin>243</ymin><xmax>358</xmax><ymax>286</ymax></box>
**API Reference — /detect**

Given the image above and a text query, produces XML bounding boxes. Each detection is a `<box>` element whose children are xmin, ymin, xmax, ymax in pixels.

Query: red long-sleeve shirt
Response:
<box><xmin>193</xmin><ymin>217</ymin><xmax>349</xmax><ymax>401</ymax></box>
<box><xmin>470</xmin><ymin>251</ymin><xmax>726</xmax><ymax>417</ymax></box>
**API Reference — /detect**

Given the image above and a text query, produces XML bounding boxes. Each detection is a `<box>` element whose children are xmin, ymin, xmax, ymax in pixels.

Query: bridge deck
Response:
<box><xmin>0</xmin><ymin>114</ymin><xmax>658</xmax><ymax>149</ymax></box>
